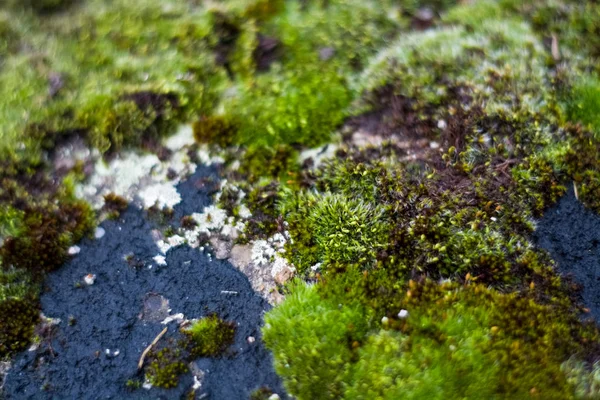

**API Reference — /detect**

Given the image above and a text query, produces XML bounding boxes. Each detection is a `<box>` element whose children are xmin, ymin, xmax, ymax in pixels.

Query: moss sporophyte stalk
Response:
<box><xmin>3</xmin><ymin>0</ymin><xmax>600</xmax><ymax>398</ymax></box>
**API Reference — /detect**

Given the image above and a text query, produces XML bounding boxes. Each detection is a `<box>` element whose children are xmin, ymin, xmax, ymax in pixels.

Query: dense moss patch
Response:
<box><xmin>183</xmin><ymin>315</ymin><xmax>236</xmax><ymax>358</ymax></box>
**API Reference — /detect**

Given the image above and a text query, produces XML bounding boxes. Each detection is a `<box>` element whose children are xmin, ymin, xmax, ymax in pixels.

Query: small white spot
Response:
<box><xmin>268</xmin><ymin>394</ymin><xmax>281</xmax><ymax>400</ymax></box>
<box><xmin>68</xmin><ymin>246</ymin><xmax>81</xmax><ymax>255</ymax></box>
<box><xmin>398</xmin><ymin>309</ymin><xmax>409</xmax><ymax>319</ymax></box>
<box><xmin>84</xmin><ymin>274</ymin><xmax>96</xmax><ymax>286</ymax></box>
<box><xmin>490</xmin><ymin>217</ymin><xmax>497</xmax><ymax>222</ymax></box>
<box><xmin>113</xmin><ymin>349</ymin><xmax>120</xmax><ymax>356</ymax></box>
<box><xmin>105</xmin><ymin>349</ymin><xmax>111</xmax><ymax>355</ymax></box>
<box><xmin>437</xmin><ymin>120</ymin><xmax>447</xmax><ymax>130</ymax></box>
<box><xmin>381</xmin><ymin>316</ymin><xmax>389</xmax><ymax>325</ymax></box>
<box><xmin>142</xmin><ymin>381</ymin><xmax>152</xmax><ymax>390</ymax></box>
<box><xmin>247</xmin><ymin>336</ymin><xmax>256</xmax><ymax>344</ymax></box>
<box><xmin>153</xmin><ymin>255</ymin><xmax>167</xmax><ymax>266</ymax></box>
<box><xmin>94</xmin><ymin>227</ymin><xmax>106</xmax><ymax>239</ymax></box>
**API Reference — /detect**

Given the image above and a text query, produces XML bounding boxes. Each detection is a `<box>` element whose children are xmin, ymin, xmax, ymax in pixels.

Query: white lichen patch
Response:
<box><xmin>153</xmin><ymin>255</ymin><xmax>167</xmax><ymax>266</ymax></box>
<box><xmin>164</xmin><ymin>124</ymin><xmax>195</xmax><ymax>151</ymax></box>
<box><xmin>75</xmin><ymin>125</ymin><xmax>200</xmax><ymax>211</ymax></box>
<box><xmin>139</xmin><ymin>183</ymin><xmax>181</xmax><ymax>209</ymax></box>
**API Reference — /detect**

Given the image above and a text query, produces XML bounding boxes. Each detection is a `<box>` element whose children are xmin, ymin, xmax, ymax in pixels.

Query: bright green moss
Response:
<box><xmin>563</xmin><ymin>75</ymin><xmax>600</xmax><ymax>132</ymax></box>
<box><xmin>263</xmin><ymin>281</ymin><xmax>368</xmax><ymax>399</ymax></box>
<box><xmin>225</xmin><ymin>65</ymin><xmax>351</xmax><ymax>149</ymax></box>
<box><xmin>281</xmin><ymin>191</ymin><xmax>389</xmax><ymax>273</ymax></box>
<box><xmin>265</xmin><ymin>278</ymin><xmax>594</xmax><ymax>399</ymax></box>
<box><xmin>182</xmin><ymin>315</ymin><xmax>235</xmax><ymax>358</ymax></box>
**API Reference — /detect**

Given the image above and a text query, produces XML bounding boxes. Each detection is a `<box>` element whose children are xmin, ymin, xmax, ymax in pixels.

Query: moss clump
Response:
<box><xmin>145</xmin><ymin>347</ymin><xmax>189</xmax><ymax>389</ymax></box>
<box><xmin>266</xmin><ymin>278</ymin><xmax>596</xmax><ymax>399</ymax></box>
<box><xmin>281</xmin><ymin>191</ymin><xmax>389</xmax><ymax>273</ymax></box>
<box><xmin>244</xmin><ymin>181</ymin><xmax>281</xmax><ymax>240</ymax></box>
<box><xmin>0</xmin><ymin>269</ymin><xmax>39</xmax><ymax>357</ymax></box>
<box><xmin>0</xmin><ymin>298</ymin><xmax>40</xmax><ymax>357</ymax></box>
<box><xmin>183</xmin><ymin>315</ymin><xmax>236</xmax><ymax>358</ymax></box>
<box><xmin>193</xmin><ymin>115</ymin><xmax>236</xmax><ymax>148</ymax></box>
<box><xmin>263</xmin><ymin>281</ymin><xmax>368</xmax><ymax>398</ymax></box>
<box><xmin>563</xmin><ymin>75</ymin><xmax>600</xmax><ymax>132</ymax></box>
<box><xmin>102</xmin><ymin>193</ymin><xmax>129</xmax><ymax>219</ymax></box>
<box><xmin>225</xmin><ymin>65</ymin><xmax>351</xmax><ymax>149</ymax></box>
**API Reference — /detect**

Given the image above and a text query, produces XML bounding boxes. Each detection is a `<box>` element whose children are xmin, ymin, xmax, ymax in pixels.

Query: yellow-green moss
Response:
<box><xmin>182</xmin><ymin>315</ymin><xmax>235</xmax><ymax>358</ymax></box>
<box><xmin>145</xmin><ymin>347</ymin><xmax>189</xmax><ymax>389</ymax></box>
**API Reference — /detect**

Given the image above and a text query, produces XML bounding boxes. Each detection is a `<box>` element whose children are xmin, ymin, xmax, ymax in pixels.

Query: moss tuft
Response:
<box><xmin>145</xmin><ymin>347</ymin><xmax>189</xmax><ymax>389</ymax></box>
<box><xmin>183</xmin><ymin>315</ymin><xmax>236</xmax><ymax>358</ymax></box>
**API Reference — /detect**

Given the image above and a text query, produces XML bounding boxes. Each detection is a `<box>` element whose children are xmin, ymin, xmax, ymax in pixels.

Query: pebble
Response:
<box><xmin>84</xmin><ymin>274</ymin><xmax>96</xmax><ymax>285</ymax></box>
<box><xmin>68</xmin><ymin>246</ymin><xmax>81</xmax><ymax>255</ymax></box>
<box><xmin>94</xmin><ymin>227</ymin><xmax>106</xmax><ymax>239</ymax></box>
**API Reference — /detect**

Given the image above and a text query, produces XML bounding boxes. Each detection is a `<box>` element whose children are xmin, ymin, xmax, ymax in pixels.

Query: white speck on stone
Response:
<box><xmin>437</xmin><ymin>119</ymin><xmax>447</xmax><ymax>129</ymax></box>
<box><xmin>247</xmin><ymin>336</ymin><xmax>255</xmax><ymax>344</ymax></box>
<box><xmin>84</xmin><ymin>274</ymin><xmax>96</xmax><ymax>285</ymax></box>
<box><xmin>68</xmin><ymin>246</ymin><xmax>81</xmax><ymax>255</ymax></box>
<box><xmin>105</xmin><ymin>349</ymin><xmax>111</xmax><ymax>355</ymax></box>
<box><xmin>192</xmin><ymin>375</ymin><xmax>203</xmax><ymax>391</ymax></box>
<box><xmin>142</xmin><ymin>381</ymin><xmax>152</xmax><ymax>390</ymax></box>
<box><xmin>94</xmin><ymin>227</ymin><xmax>106</xmax><ymax>239</ymax></box>
<box><xmin>113</xmin><ymin>349</ymin><xmax>120</xmax><ymax>356</ymax></box>
<box><xmin>157</xmin><ymin>235</ymin><xmax>186</xmax><ymax>254</ymax></box>
<box><xmin>398</xmin><ymin>309</ymin><xmax>409</xmax><ymax>318</ymax></box>
<box><xmin>268</xmin><ymin>395</ymin><xmax>281</xmax><ymax>400</ymax></box>
<box><xmin>153</xmin><ymin>255</ymin><xmax>167</xmax><ymax>266</ymax></box>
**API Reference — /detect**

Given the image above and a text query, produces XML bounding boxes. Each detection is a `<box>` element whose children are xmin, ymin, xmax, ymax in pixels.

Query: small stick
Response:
<box><xmin>551</xmin><ymin>34</ymin><xmax>561</xmax><ymax>61</ymax></box>
<box><xmin>574</xmin><ymin>181</ymin><xmax>579</xmax><ymax>200</ymax></box>
<box><xmin>138</xmin><ymin>327</ymin><xmax>168</xmax><ymax>370</ymax></box>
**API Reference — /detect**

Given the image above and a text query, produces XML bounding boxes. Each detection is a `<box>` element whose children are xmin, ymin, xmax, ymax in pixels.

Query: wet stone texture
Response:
<box><xmin>4</xmin><ymin>166</ymin><xmax>286</xmax><ymax>399</ymax></box>
<box><xmin>535</xmin><ymin>188</ymin><xmax>600</xmax><ymax>322</ymax></box>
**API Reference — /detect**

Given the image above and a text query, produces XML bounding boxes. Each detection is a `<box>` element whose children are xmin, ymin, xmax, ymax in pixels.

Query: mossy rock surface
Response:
<box><xmin>2</xmin><ymin>0</ymin><xmax>600</xmax><ymax>399</ymax></box>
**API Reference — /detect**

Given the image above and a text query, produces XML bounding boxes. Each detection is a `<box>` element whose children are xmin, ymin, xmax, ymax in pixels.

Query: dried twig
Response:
<box><xmin>138</xmin><ymin>327</ymin><xmax>168</xmax><ymax>370</ymax></box>
<box><xmin>551</xmin><ymin>34</ymin><xmax>561</xmax><ymax>61</ymax></box>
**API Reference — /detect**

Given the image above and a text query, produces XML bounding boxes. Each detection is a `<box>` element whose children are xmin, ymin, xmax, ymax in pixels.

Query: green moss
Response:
<box><xmin>263</xmin><ymin>281</ymin><xmax>369</xmax><ymax>399</ymax></box>
<box><xmin>563</xmin><ymin>74</ymin><xmax>600</xmax><ymax>132</ymax></box>
<box><xmin>225</xmin><ymin>64</ymin><xmax>351</xmax><ymax>149</ymax></box>
<box><xmin>0</xmin><ymin>0</ymin><xmax>226</xmax><ymax>160</ymax></box>
<box><xmin>281</xmin><ymin>191</ymin><xmax>389</xmax><ymax>273</ymax></box>
<box><xmin>145</xmin><ymin>347</ymin><xmax>189</xmax><ymax>389</ymax></box>
<box><xmin>244</xmin><ymin>181</ymin><xmax>281</xmax><ymax>240</ymax></box>
<box><xmin>266</xmin><ymin>278</ymin><xmax>595</xmax><ymax>399</ymax></box>
<box><xmin>0</xmin><ymin>268</ymin><xmax>39</xmax><ymax>357</ymax></box>
<box><xmin>182</xmin><ymin>315</ymin><xmax>235</xmax><ymax>358</ymax></box>
<box><xmin>193</xmin><ymin>115</ymin><xmax>236</xmax><ymax>148</ymax></box>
